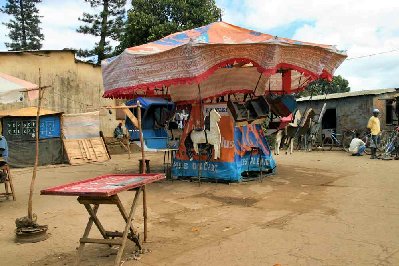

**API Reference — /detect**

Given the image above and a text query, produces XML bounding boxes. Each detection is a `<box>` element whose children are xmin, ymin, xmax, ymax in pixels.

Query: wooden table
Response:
<box><xmin>41</xmin><ymin>173</ymin><xmax>165</xmax><ymax>265</ymax></box>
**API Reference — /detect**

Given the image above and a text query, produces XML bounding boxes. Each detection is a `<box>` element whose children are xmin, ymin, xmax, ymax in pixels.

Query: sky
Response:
<box><xmin>0</xmin><ymin>0</ymin><xmax>399</xmax><ymax>91</ymax></box>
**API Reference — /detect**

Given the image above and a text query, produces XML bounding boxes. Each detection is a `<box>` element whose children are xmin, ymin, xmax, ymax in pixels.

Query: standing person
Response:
<box><xmin>0</xmin><ymin>134</ymin><xmax>9</xmax><ymax>183</ymax></box>
<box><xmin>349</xmin><ymin>133</ymin><xmax>366</xmax><ymax>156</ymax></box>
<box><xmin>367</xmin><ymin>108</ymin><xmax>381</xmax><ymax>159</ymax></box>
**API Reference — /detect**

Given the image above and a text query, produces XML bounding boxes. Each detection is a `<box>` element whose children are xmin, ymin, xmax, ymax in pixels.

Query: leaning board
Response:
<box><xmin>41</xmin><ymin>173</ymin><xmax>165</xmax><ymax>197</ymax></box>
<box><xmin>63</xmin><ymin>137</ymin><xmax>110</xmax><ymax>165</ymax></box>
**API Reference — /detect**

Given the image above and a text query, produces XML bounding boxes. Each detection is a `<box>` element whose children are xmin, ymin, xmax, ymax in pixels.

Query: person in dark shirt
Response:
<box><xmin>114</xmin><ymin>123</ymin><xmax>124</xmax><ymax>139</ymax></box>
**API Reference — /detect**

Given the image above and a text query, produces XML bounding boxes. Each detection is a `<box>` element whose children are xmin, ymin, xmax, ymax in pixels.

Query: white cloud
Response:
<box><xmin>218</xmin><ymin>0</ymin><xmax>399</xmax><ymax>91</ymax></box>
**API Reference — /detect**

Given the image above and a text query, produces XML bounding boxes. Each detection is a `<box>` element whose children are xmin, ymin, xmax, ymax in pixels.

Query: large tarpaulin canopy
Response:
<box><xmin>0</xmin><ymin>72</ymin><xmax>39</xmax><ymax>103</ymax></box>
<box><xmin>102</xmin><ymin>22</ymin><xmax>346</xmax><ymax>102</ymax></box>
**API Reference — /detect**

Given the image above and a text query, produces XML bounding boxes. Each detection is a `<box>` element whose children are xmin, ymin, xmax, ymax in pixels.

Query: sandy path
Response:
<box><xmin>0</xmin><ymin>151</ymin><xmax>398</xmax><ymax>265</ymax></box>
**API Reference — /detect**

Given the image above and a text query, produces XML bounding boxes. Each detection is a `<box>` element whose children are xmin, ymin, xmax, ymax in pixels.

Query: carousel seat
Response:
<box><xmin>248</xmin><ymin>96</ymin><xmax>269</xmax><ymax>119</ymax></box>
<box><xmin>266</xmin><ymin>94</ymin><xmax>297</xmax><ymax>117</ymax></box>
<box><xmin>227</xmin><ymin>100</ymin><xmax>248</xmax><ymax>122</ymax></box>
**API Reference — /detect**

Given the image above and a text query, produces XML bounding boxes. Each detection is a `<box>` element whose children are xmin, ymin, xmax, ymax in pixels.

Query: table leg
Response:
<box><xmin>4</xmin><ymin>170</ymin><xmax>9</xmax><ymax>200</ymax></box>
<box><xmin>114</xmin><ymin>195</ymin><xmax>141</xmax><ymax>249</ymax></box>
<box><xmin>115</xmin><ymin>187</ymin><xmax>142</xmax><ymax>265</ymax></box>
<box><xmin>143</xmin><ymin>185</ymin><xmax>147</xmax><ymax>242</ymax></box>
<box><xmin>7</xmin><ymin>170</ymin><xmax>16</xmax><ymax>201</ymax></box>
<box><xmin>163</xmin><ymin>151</ymin><xmax>166</xmax><ymax>172</ymax></box>
<box><xmin>76</xmin><ymin>204</ymin><xmax>99</xmax><ymax>266</ymax></box>
<box><xmin>4</xmin><ymin>181</ymin><xmax>9</xmax><ymax>200</ymax></box>
<box><xmin>83</xmin><ymin>204</ymin><xmax>109</xmax><ymax>240</ymax></box>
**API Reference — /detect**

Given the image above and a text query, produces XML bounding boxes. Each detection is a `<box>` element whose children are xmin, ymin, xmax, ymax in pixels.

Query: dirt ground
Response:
<box><xmin>1</xmin><ymin>151</ymin><xmax>399</xmax><ymax>266</ymax></box>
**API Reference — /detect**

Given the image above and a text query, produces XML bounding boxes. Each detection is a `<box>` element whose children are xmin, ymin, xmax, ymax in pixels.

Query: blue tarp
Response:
<box><xmin>39</xmin><ymin>115</ymin><xmax>61</xmax><ymax>139</ymax></box>
<box><xmin>125</xmin><ymin>98</ymin><xmax>175</xmax><ymax>149</ymax></box>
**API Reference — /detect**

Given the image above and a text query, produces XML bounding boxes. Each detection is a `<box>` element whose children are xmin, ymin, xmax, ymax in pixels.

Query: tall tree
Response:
<box><xmin>77</xmin><ymin>0</ymin><xmax>126</xmax><ymax>64</ymax></box>
<box><xmin>117</xmin><ymin>0</ymin><xmax>222</xmax><ymax>52</ymax></box>
<box><xmin>1</xmin><ymin>0</ymin><xmax>44</xmax><ymax>51</ymax></box>
<box><xmin>299</xmin><ymin>75</ymin><xmax>351</xmax><ymax>97</ymax></box>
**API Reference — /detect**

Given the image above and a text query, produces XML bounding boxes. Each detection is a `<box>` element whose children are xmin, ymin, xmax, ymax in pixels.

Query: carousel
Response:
<box><xmin>102</xmin><ymin>22</ymin><xmax>346</xmax><ymax>182</ymax></box>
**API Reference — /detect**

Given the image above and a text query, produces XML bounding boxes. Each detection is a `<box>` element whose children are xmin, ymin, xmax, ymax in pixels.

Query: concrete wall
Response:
<box><xmin>0</xmin><ymin>50</ymin><xmax>119</xmax><ymax>137</ymax></box>
<box><xmin>298</xmin><ymin>93</ymin><xmax>397</xmax><ymax>134</ymax></box>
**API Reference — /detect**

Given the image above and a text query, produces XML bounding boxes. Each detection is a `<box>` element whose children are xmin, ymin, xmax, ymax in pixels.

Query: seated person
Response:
<box><xmin>348</xmin><ymin>133</ymin><xmax>366</xmax><ymax>156</ymax></box>
<box><xmin>114</xmin><ymin>123</ymin><xmax>124</xmax><ymax>139</ymax></box>
<box><xmin>0</xmin><ymin>135</ymin><xmax>8</xmax><ymax>183</ymax></box>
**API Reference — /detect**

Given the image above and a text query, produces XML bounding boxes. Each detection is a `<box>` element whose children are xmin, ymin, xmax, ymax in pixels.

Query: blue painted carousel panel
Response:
<box><xmin>172</xmin><ymin>159</ymin><xmax>241</xmax><ymax>182</ymax></box>
<box><xmin>239</xmin><ymin>153</ymin><xmax>276</xmax><ymax>172</ymax></box>
<box><xmin>128</xmin><ymin>129</ymin><xmax>169</xmax><ymax>149</ymax></box>
<box><xmin>39</xmin><ymin>116</ymin><xmax>61</xmax><ymax>139</ymax></box>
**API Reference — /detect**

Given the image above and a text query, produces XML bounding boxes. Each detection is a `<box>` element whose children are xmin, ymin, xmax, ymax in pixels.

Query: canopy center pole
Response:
<box><xmin>197</xmin><ymin>84</ymin><xmax>203</xmax><ymax>186</ymax></box>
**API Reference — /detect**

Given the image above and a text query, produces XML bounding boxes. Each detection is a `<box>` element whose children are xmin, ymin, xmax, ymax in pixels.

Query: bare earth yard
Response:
<box><xmin>1</xmin><ymin>151</ymin><xmax>398</xmax><ymax>265</ymax></box>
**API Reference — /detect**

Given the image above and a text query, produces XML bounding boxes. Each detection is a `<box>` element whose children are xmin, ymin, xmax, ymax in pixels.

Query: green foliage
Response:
<box><xmin>117</xmin><ymin>0</ymin><xmax>222</xmax><ymax>52</ymax></box>
<box><xmin>298</xmin><ymin>75</ymin><xmax>351</xmax><ymax>97</ymax></box>
<box><xmin>1</xmin><ymin>0</ymin><xmax>44</xmax><ymax>51</ymax></box>
<box><xmin>77</xmin><ymin>0</ymin><xmax>126</xmax><ymax>64</ymax></box>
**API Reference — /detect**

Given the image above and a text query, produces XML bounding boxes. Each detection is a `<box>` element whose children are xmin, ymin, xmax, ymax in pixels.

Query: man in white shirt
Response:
<box><xmin>349</xmin><ymin>133</ymin><xmax>366</xmax><ymax>156</ymax></box>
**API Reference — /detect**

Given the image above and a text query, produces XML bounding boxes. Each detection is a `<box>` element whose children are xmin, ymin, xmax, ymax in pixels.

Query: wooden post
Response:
<box><xmin>125</xmin><ymin>133</ymin><xmax>131</xmax><ymax>159</ymax></box>
<box><xmin>137</xmin><ymin>100</ymin><xmax>148</xmax><ymax>242</ymax></box>
<box><xmin>28</xmin><ymin>69</ymin><xmax>44</xmax><ymax>220</ymax></box>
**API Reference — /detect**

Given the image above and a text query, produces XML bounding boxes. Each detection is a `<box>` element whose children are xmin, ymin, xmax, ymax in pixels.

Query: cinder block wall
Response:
<box><xmin>298</xmin><ymin>95</ymin><xmax>382</xmax><ymax>133</ymax></box>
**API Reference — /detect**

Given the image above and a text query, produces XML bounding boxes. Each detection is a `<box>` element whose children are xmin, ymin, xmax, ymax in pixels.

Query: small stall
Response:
<box><xmin>125</xmin><ymin>97</ymin><xmax>175</xmax><ymax>150</ymax></box>
<box><xmin>0</xmin><ymin>107</ymin><xmax>64</xmax><ymax>167</ymax></box>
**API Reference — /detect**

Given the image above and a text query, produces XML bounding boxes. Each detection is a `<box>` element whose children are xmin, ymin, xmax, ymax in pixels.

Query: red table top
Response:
<box><xmin>41</xmin><ymin>173</ymin><xmax>165</xmax><ymax>197</ymax></box>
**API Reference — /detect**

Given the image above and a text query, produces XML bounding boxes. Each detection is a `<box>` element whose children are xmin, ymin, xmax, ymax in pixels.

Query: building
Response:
<box><xmin>297</xmin><ymin>88</ymin><xmax>399</xmax><ymax>133</ymax></box>
<box><xmin>0</xmin><ymin>107</ymin><xmax>64</xmax><ymax>167</ymax></box>
<box><xmin>0</xmin><ymin>50</ymin><xmax>119</xmax><ymax>137</ymax></box>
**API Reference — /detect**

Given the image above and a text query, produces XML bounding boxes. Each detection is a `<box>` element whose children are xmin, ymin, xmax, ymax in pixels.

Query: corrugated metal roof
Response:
<box><xmin>0</xmin><ymin>107</ymin><xmax>61</xmax><ymax>117</ymax></box>
<box><xmin>297</xmin><ymin>88</ymin><xmax>398</xmax><ymax>102</ymax></box>
<box><xmin>0</xmin><ymin>49</ymin><xmax>76</xmax><ymax>54</ymax></box>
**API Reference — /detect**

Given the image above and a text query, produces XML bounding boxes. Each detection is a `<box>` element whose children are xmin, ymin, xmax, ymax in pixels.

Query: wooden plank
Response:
<box><xmin>122</xmin><ymin>106</ymin><xmax>139</xmax><ymax>128</ymax></box>
<box><xmin>103</xmin><ymin>105</ymin><xmax>138</xmax><ymax>109</ymax></box>
<box><xmin>137</xmin><ymin>101</ymin><xmax>148</xmax><ymax>242</ymax></box>
<box><xmin>105</xmin><ymin>231</ymin><xmax>123</xmax><ymax>238</ymax></box>
<box><xmin>83</xmin><ymin>140</ymin><xmax>92</xmax><ymax>160</ymax></box>
<box><xmin>89</xmin><ymin>139</ymin><xmax>98</xmax><ymax>160</ymax></box>
<box><xmin>78</xmin><ymin>196</ymin><xmax>118</xmax><ymax>205</ymax></box>
<box><xmin>79</xmin><ymin>238</ymin><xmax>122</xmax><ymax>245</ymax></box>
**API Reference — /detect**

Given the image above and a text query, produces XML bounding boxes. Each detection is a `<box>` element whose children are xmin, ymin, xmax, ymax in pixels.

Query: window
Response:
<box><xmin>322</xmin><ymin>108</ymin><xmax>337</xmax><ymax>129</ymax></box>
